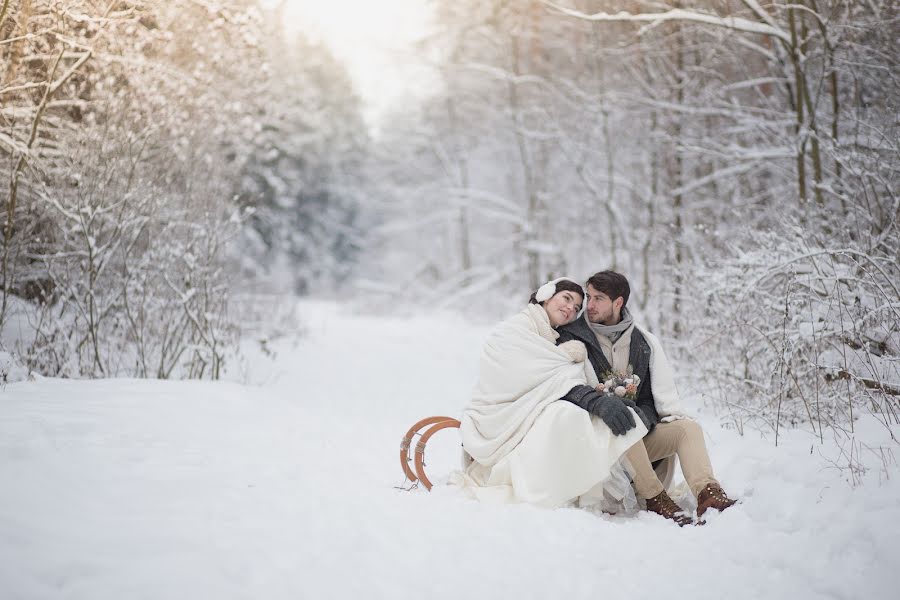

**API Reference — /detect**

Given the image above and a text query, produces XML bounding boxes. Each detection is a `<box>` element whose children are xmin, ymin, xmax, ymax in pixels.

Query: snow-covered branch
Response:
<box><xmin>541</xmin><ymin>2</ymin><xmax>792</xmax><ymax>44</ymax></box>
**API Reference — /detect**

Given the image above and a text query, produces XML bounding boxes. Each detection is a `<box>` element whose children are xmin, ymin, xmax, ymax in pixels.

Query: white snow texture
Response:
<box><xmin>1</xmin><ymin>302</ymin><xmax>897</xmax><ymax>599</ymax></box>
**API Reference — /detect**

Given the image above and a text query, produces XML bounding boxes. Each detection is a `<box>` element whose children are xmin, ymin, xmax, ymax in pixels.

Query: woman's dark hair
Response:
<box><xmin>529</xmin><ymin>279</ymin><xmax>585</xmax><ymax>305</ymax></box>
<box><xmin>586</xmin><ymin>270</ymin><xmax>630</xmax><ymax>307</ymax></box>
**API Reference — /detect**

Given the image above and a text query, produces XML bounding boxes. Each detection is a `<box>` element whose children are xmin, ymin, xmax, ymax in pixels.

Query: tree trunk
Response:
<box><xmin>671</xmin><ymin>11</ymin><xmax>685</xmax><ymax>337</ymax></box>
<box><xmin>788</xmin><ymin>8</ymin><xmax>808</xmax><ymax>207</ymax></box>
<box><xmin>508</xmin><ymin>34</ymin><xmax>540</xmax><ymax>288</ymax></box>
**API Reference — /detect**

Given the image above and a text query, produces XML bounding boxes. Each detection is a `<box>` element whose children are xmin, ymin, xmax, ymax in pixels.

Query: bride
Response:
<box><xmin>454</xmin><ymin>277</ymin><xmax>647</xmax><ymax>510</ymax></box>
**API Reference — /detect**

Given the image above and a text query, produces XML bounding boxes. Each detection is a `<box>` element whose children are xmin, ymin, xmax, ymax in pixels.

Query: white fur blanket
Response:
<box><xmin>460</xmin><ymin>304</ymin><xmax>600</xmax><ymax>467</ymax></box>
<box><xmin>457</xmin><ymin>305</ymin><xmax>647</xmax><ymax>508</ymax></box>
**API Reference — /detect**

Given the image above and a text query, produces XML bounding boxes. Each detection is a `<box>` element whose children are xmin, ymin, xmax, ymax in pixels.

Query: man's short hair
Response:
<box><xmin>586</xmin><ymin>271</ymin><xmax>630</xmax><ymax>307</ymax></box>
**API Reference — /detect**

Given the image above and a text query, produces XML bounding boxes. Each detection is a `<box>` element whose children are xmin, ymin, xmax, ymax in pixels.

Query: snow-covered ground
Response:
<box><xmin>1</xmin><ymin>302</ymin><xmax>898</xmax><ymax>599</ymax></box>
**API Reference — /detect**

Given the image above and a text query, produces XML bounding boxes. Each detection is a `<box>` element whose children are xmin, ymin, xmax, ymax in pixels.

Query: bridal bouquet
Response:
<box><xmin>595</xmin><ymin>368</ymin><xmax>640</xmax><ymax>401</ymax></box>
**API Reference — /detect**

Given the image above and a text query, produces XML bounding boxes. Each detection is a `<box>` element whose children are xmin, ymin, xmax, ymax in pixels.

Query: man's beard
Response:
<box><xmin>588</xmin><ymin>308</ymin><xmax>614</xmax><ymax>325</ymax></box>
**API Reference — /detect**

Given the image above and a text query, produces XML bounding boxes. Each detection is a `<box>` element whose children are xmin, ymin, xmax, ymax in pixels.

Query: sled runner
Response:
<box><xmin>399</xmin><ymin>416</ymin><xmax>461</xmax><ymax>491</ymax></box>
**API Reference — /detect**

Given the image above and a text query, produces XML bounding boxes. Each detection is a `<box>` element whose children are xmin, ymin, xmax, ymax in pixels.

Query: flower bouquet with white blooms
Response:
<box><xmin>596</xmin><ymin>368</ymin><xmax>640</xmax><ymax>401</ymax></box>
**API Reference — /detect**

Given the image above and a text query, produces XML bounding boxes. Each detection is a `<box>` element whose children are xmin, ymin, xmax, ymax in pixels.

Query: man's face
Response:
<box><xmin>586</xmin><ymin>284</ymin><xmax>622</xmax><ymax>325</ymax></box>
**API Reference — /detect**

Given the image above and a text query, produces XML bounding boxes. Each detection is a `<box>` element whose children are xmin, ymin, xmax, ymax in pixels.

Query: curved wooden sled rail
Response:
<box><xmin>400</xmin><ymin>416</ymin><xmax>456</xmax><ymax>481</ymax></box>
<box><xmin>414</xmin><ymin>418</ymin><xmax>461</xmax><ymax>491</ymax></box>
<box><xmin>399</xmin><ymin>416</ymin><xmax>461</xmax><ymax>490</ymax></box>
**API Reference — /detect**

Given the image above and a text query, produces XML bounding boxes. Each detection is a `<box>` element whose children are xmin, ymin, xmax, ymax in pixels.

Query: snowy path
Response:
<box><xmin>1</xmin><ymin>303</ymin><xmax>898</xmax><ymax>599</ymax></box>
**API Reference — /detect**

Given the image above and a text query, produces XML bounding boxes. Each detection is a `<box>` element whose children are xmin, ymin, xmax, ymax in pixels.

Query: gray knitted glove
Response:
<box><xmin>622</xmin><ymin>398</ymin><xmax>654</xmax><ymax>432</ymax></box>
<box><xmin>560</xmin><ymin>384</ymin><xmax>595</xmax><ymax>405</ymax></box>
<box><xmin>583</xmin><ymin>391</ymin><xmax>637</xmax><ymax>436</ymax></box>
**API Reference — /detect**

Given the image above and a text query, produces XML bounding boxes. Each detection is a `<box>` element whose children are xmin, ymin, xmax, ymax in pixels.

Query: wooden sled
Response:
<box><xmin>399</xmin><ymin>416</ymin><xmax>461</xmax><ymax>490</ymax></box>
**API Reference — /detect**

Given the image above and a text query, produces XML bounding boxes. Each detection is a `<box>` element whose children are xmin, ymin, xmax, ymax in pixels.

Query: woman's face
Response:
<box><xmin>543</xmin><ymin>290</ymin><xmax>583</xmax><ymax>328</ymax></box>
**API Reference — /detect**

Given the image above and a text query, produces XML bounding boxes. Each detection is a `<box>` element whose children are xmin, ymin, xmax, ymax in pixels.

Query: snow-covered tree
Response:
<box><xmin>235</xmin><ymin>24</ymin><xmax>369</xmax><ymax>295</ymax></box>
<box><xmin>366</xmin><ymin>0</ymin><xmax>899</xmax><ymax>455</ymax></box>
<box><xmin>1</xmin><ymin>1</ymin><xmax>370</xmax><ymax>378</ymax></box>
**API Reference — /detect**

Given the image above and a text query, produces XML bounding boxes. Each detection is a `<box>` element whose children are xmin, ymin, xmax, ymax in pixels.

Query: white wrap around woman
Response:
<box><xmin>454</xmin><ymin>303</ymin><xmax>647</xmax><ymax>509</ymax></box>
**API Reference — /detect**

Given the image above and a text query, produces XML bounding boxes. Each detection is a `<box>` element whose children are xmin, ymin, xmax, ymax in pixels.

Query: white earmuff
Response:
<box><xmin>534</xmin><ymin>276</ymin><xmax>584</xmax><ymax>309</ymax></box>
<box><xmin>535</xmin><ymin>282</ymin><xmax>557</xmax><ymax>302</ymax></box>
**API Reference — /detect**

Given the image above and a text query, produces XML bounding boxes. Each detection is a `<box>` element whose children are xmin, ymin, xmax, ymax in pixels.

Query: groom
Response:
<box><xmin>557</xmin><ymin>270</ymin><xmax>736</xmax><ymax>525</ymax></box>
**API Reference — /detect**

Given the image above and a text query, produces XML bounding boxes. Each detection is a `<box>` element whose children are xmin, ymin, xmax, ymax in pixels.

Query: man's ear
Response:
<box><xmin>613</xmin><ymin>297</ymin><xmax>624</xmax><ymax>311</ymax></box>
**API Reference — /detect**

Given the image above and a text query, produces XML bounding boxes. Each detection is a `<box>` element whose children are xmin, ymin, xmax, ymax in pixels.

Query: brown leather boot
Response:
<box><xmin>645</xmin><ymin>491</ymin><xmax>693</xmax><ymax>527</ymax></box>
<box><xmin>696</xmin><ymin>482</ymin><xmax>737</xmax><ymax>518</ymax></box>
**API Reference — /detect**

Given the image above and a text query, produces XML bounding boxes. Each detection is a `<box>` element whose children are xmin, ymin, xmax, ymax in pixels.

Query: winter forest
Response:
<box><xmin>1</xmin><ymin>0</ymin><xmax>899</xmax><ymax>597</ymax></box>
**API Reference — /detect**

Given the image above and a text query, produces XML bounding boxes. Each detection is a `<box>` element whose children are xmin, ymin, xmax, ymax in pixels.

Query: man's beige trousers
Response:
<box><xmin>624</xmin><ymin>419</ymin><xmax>718</xmax><ymax>499</ymax></box>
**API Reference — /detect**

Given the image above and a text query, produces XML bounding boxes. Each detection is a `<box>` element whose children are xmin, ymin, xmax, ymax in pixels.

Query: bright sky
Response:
<box><xmin>271</xmin><ymin>0</ymin><xmax>436</xmax><ymax>128</ymax></box>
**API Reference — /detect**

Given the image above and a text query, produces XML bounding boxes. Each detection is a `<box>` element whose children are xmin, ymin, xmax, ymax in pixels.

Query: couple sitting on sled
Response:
<box><xmin>453</xmin><ymin>270</ymin><xmax>736</xmax><ymax>526</ymax></box>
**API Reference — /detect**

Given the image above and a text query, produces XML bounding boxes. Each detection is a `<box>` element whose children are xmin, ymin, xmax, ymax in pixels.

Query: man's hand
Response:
<box><xmin>622</xmin><ymin>398</ymin><xmax>654</xmax><ymax>432</ymax></box>
<box><xmin>584</xmin><ymin>391</ymin><xmax>637</xmax><ymax>436</ymax></box>
<box><xmin>560</xmin><ymin>385</ymin><xmax>638</xmax><ymax>435</ymax></box>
